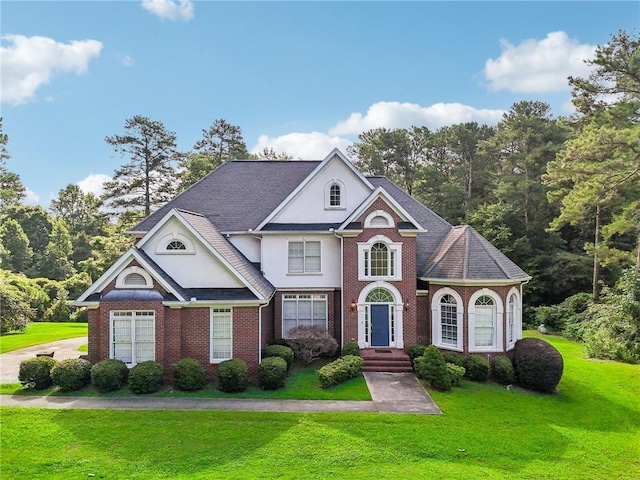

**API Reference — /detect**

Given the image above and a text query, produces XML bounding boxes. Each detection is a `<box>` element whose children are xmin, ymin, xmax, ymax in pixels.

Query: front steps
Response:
<box><xmin>360</xmin><ymin>348</ymin><xmax>413</xmax><ymax>373</ymax></box>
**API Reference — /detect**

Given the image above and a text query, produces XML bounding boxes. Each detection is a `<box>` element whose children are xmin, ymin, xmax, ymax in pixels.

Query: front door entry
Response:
<box><xmin>370</xmin><ymin>304</ymin><xmax>390</xmax><ymax>347</ymax></box>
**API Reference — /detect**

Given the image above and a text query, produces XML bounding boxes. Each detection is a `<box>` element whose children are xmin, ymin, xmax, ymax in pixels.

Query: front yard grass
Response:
<box><xmin>0</xmin><ymin>322</ymin><xmax>88</xmax><ymax>353</ymax></box>
<box><xmin>1</xmin><ymin>333</ymin><xmax>639</xmax><ymax>479</ymax></box>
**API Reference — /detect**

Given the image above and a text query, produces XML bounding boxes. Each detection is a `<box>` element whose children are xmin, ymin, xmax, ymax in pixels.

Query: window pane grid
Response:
<box><xmin>370</xmin><ymin>243</ymin><xmax>388</xmax><ymax>276</ymax></box>
<box><xmin>282</xmin><ymin>295</ymin><xmax>327</xmax><ymax>337</ymax></box>
<box><xmin>329</xmin><ymin>184</ymin><xmax>341</xmax><ymax>206</ymax></box>
<box><xmin>288</xmin><ymin>241</ymin><xmax>321</xmax><ymax>273</ymax></box>
<box><xmin>111</xmin><ymin>311</ymin><xmax>155</xmax><ymax>365</ymax></box>
<box><xmin>211</xmin><ymin>308</ymin><xmax>232</xmax><ymax>360</ymax></box>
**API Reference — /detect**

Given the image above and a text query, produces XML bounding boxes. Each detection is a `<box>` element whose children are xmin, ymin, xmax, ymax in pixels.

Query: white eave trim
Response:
<box><xmin>163</xmin><ymin>299</ymin><xmax>266</xmax><ymax>308</ymax></box>
<box><xmin>421</xmin><ymin>277</ymin><xmax>532</xmax><ymax>287</ymax></box>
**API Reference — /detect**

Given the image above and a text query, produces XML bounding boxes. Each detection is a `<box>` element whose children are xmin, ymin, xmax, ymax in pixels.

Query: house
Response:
<box><xmin>75</xmin><ymin>149</ymin><xmax>530</xmax><ymax>377</ymax></box>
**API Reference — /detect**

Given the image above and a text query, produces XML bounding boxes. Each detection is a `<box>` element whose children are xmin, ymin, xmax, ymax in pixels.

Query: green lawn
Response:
<box><xmin>0</xmin><ymin>322</ymin><xmax>88</xmax><ymax>353</ymax></box>
<box><xmin>1</xmin><ymin>333</ymin><xmax>639</xmax><ymax>479</ymax></box>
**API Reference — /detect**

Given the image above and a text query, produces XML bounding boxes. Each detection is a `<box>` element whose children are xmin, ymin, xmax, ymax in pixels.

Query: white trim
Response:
<box><xmin>155</xmin><ymin>232</ymin><xmax>195</xmax><ymax>255</ymax></box>
<box><xmin>115</xmin><ymin>266</ymin><xmax>153</xmax><ymax>289</ymax></box>
<box><xmin>281</xmin><ymin>294</ymin><xmax>328</xmax><ymax>338</ymax></box>
<box><xmin>422</xmin><ymin>278</ymin><xmax>531</xmax><ymax>287</ymax></box>
<box><xmin>468</xmin><ymin>288</ymin><xmax>504</xmax><ymax>353</ymax></box>
<box><xmin>364</xmin><ymin>210</ymin><xmax>394</xmax><ymax>228</ymax></box>
<box><xmin>431</xmin><ymin>287</ymin><xmax>464</xmax><ymax>352</ymax></box>
<box><xmin>210</xmin><ymin>307</ymin><xmax>233</xmax><ymax>363</ymax></box>
<box><xmin>256</xmin><ymin>149</ymin><xmax>374</xmax><ymax>231</ymax></box>
<box><xmin>287</xmin><ymin>239</ymin><xmax>322</xmax><ymax>274</ymax></box>
<box><xmin>109</xmin><ymin>310</ymin><xmax>156</xmax><ymax>366</ymax></box>
<box><xmin>506</xmin><ymin>287</ymin><xmax>522</xmax><ymax>351</ymax></box>
<box><xmin>325</xmin><ymin>179</ymin><xmax>346</xmax><ymax>210</ymax></box>
<box><xmin>357</xmin><ymin>235</ymin><xmax>402</xmax><ymax>281</ymax></box>
<box><xmin>356</xmin><ymin>282</ymin><xmax>404</xmax><ymax>349</ymax></box>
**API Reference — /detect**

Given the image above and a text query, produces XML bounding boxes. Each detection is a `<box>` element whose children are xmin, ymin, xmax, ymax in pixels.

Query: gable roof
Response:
<box><xmin>132</xmin><ymin>160</ymin><xmax>320</xmax><ymax>234</ymax></box>
<box><xmin>421</xmin><ymin>225</ymin><xmax>530</xmax><ymax>282</ymax></box>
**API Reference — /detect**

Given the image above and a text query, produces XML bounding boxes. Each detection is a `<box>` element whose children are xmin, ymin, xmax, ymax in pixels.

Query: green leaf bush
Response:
<box><xmin>262</xmin><ymin>344</ymin><xmax>294</xmax><ymax>370</ymax></box>
<box><xmin>317</xmin><ymin>355</ymin><xmax>364</xmax><ymax>388</ymax></box>
<box><xmin>413</xmin><ymin>346</ymin><xmax>451</xmax><ymax>391</ymax></box>
<box><xmin>217</xmin><ymin>358</ymin><xmax>248</xmax><ymax>393</ymax></box>
<box><xmin>258</xmin><ymin>357</ymin><xmax>288</xmax><ymax>390</ymax></box>
<box><xmin>18</xmin><ymin>356</ymin><xmax>58</xmax><ymax>389</ymax></box>
<box><xmin>341</xmin><ymin>341</ymin><xmax>360</xmax><ymax>357</ymax></box>
<box><xmin>463</xmin><ymin>354</ymin><xmax>490</xmax><ymax>381</ymax></box>
<box><xmin>446</xmin><ymin>363</ymin><xmax>466</xmax><ymax>386</ymax></box>
<box><xmin>172</xmin><ymin>358</ymin><xmax>206</xmax><ymax>392</ymax></box>
<box><xmin>441</xmin><ymin>351</ymin><xmax>465</xmax><ymax>367</ymax></box>
<box><xmin>51</xmin><ymin>358</ymin><xmax>92</xmax><ymax>391</ymax></box>
<box><xmin>513</xmin><ymin>338</ymin><xmax>564</xmax><ymax>393</ymax></box>
<box><xmin>128</xmin><ymin>360</ymin><xmax>163</xmax><ymax>394</ymax></box>
<box><xmin>491</xmin><ymin>356</ymin><xmax>515</xmax><ymax>385</ymax></box>
<box><xmin>407</xmin><ymin>344</ymin><xmax>427</xmax><ymax>365</ymax></box>
<box><xmin>91</xmin><ymin>359</ymin><xmax>129</xmax><ymax>393</ymax></box>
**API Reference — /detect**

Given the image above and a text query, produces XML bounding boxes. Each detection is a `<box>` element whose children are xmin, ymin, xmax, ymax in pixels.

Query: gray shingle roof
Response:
<box><xmin>134</xmin><ymin>160</ymin><xmax>320</xmax><ymax>233</ymax></box>
<box><xmin>422</xmin><ymin>225</ymin><xmax>529</xmax><ymax>281</ymax></box>
<box><xmin>175</xmin><ymin>209</ymin><xmax>275</xmax><ymax>300</ymax></box>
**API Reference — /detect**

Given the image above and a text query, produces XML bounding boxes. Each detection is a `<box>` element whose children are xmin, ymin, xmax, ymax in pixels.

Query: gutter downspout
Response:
<box><xmin>331</xmin><ymin>229</ymin><xmax>344</xmax><ymax>349</ymax></box>
<box><xmin>258</xmin><ymin>292</ymin><xmax>275</xmax><ymax>364</ymax></box>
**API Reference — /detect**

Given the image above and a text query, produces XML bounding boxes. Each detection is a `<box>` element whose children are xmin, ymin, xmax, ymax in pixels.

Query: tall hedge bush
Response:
<box><xmin>414</xmin><ymin>346</ymin><xmax>451</xmax><ymax>391</ymax></box>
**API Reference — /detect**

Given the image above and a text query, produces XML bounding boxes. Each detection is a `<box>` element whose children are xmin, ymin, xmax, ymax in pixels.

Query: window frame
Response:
<box><xmin>210</xmin><ymin>307</ymin><xmax>233</xmax><ymax>363</ymax></box>
<box><xmin>287</xmin><ymin>240</ymin><xmax>322</xmax><ymax>274</ymax></box>
<box><xmin>507</xmin><ymin>288</ymin><xmax>521</xmax><ymax>350</ymax></box>
<box><xmin>468</xmin><ymin>289</ymin><xmax>504</xmax><ymax>353</ymax></box>
<box><xmin>115</xmin><ymin>266</ymin><xmax>153</xmax><ymax>289</ymax></box>
<box><xmin>156</xmin><ymin>233</ymin><xmax>195</xmax><ymax>255</ymax></box>
<box><xmin>109</xmin><ymin>310</ymin><xmax>156</xmax><ymax>366</ymax></box>
<box><xmin>281</xmin><ymin>294</ymin><xmax>328</xmax><ymax>338</ymax></box>
<box><xmin>358</xmin><ymin>235</ymin><xmax>402</xmax><ymax>281</ymax></box>
<box><xmin>324</xmin><ymin>180</ymin><xmax>346</xmax><ymax>210</ymax></box>
<box><xmin>431</xmin><ymin>288</ymin><xmax>464</xmax><ymax>351</ymax></box>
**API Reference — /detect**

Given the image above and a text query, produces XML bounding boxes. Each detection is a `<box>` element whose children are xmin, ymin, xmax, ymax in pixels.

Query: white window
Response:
<box><xmin>431</xmin><ymin>288</ymin><xmax>463</xmax><ymax>351</ymax></box>
<box><xmin>288</xmin><ymin>240</ymin><xmax>321</xmax><ymax>273</ymax></box>
<box><xmin>507</xmin><ymin>290</ymin><xmax>521</xmax><ymax>350</ymax></box>
<box><xmin>329</xmin><ymin>184</ymin><xmax>341</xmax><ymax>207</ymax></box>
<box><xmin>210</xmin><ymin>308</ymin><xmax>232</xmax><ymax>362</ymax></box>
<box><xmin>468</xmin><ymin>289</ymin><xmax>504</xmax><ymax>352</ymax></box>
<box><xmin>358</xmin><ymin>235</ymin><xmax>401</xmax><ymax>280</ymax></box>
<box><xmin>110</xmin><ymin>310</ymin><xmax>155</xmax><ymax>365</ymax></box>
<box><xmin>282</xmin><ymin>294</ymin><xmax>327</xmax><ymax>337</ymax></box>
<box><xmin>166</xmin><ymin>240</ymin><xmax>187</xmax><ymax>251</ymax></box>
<box><xmin>156</xmin><ymin>233</ymin><xmax>195</xmax><ymax>254</ymax></box>
<box><xmin>115</xmin><ymin>266</ymin><xmax>153</xmax><ymax>289</ymax></box>
<box><xmin>324</xmin><ymin>180</ymin><xmax>345</xmax><ymax>209</ymax></box>
<box><xmin>364</xmin><ymin>210</ymin><xmax>394</xmax><ymax>228</ymax></box>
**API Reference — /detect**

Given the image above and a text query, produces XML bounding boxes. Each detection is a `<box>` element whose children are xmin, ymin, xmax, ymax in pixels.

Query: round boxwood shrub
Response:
<box><xmin>51</xmin><ymin>358</ymin><xmax>92</xmax><ymax>391</ymax></box>
<box><xmin>463</xmin><ymin>355</ymin><xmax>490</xmax><ymax>381</ymax></box>
<box><xmin>217</xmin><ymin>358</ymin><xmax>248</xmax><ymax>393</ymax></box>
<box><xmin>128</xmin><ymin>360</ymin><xmax>164</xmax><ymax>394</ymax></box>
<box><xmin>341</xmin><ymin>341</ymin><xmax>360</xmax><ymax>357</ymax></box>
<box><xmin>512</xmin><ymin>338</ymin><xmax>564</xmax><ymax>393</ymax></box>
<box><xmin>172</xmin><ymin>358</ymin><xmax>206</xmax><ymax>391</ymax></box>
<box><xmin>446</xmin><ymin>363</ymin><xmax>466</xmax><ymax>386</ymax></box>
<box><xmin>414</xmin><ymin>345</ymin><xmax>451</xmax><ymax>391</ymax></box>
<box><xmin>258</xmin><ymin>357</ymin><xmax>287</xmax><ymax>390</ymax></box>
<box><xmin>407</xmin><ymin>344</ymin><xmax>427</xmax><ymax>365</ymax></box>
<box><xmin>91</xmin><ymin>359</ymin><xmax>129</xmax><ymax>393</ymax></box>
<box><xmin>262</xmin><ymin>344</ymin><xmax>294</xmax><ymax>370</ymax></box>
<box><xmin>18</xmin><ymin>356</ymin><xmax>58</xmax><ymax>389</ymax></box>
<box><xmin>491</xmin><ymin>356</ymin><xmax>515</xmax><ymax>385</ymax></box>
<box><xmin>441</xmin><ymin>351</ymin><xmax>465</xmax><ymax>367</ymax></box>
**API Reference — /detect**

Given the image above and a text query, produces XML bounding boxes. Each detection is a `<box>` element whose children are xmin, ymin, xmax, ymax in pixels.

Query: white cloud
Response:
<box><xmin>77</xmin><ymin>173</ymin><xmax>111</xmax><ymax>197</ymax></box>
<box><xmin>0</xmin><ymin>34</ymin><xmax>103</xmax><ymax>105</ymax></box>
<box><xmin>484</xmin><ymin>31</ymin><xmax>596</xmax><ymax>93</ymax></box>
<box><xmin>22</xmin><ymin>188</ymin><xmax>40</xmax><ymax>205</ymax></box>
<box><xmin>329</xmin><ymin>101</ymin><xmax>505</xmax><ymax>136</ymax></box>
<box><xmin>141</xmin><ymin>0</ymin><xmax>194</xmax><ymax>22</ymax></box>
<box><xmin>251</xmin><ymin>132</ymin><xmax>351</xmax><ymax>159</ymax></box>
<box><xmin>122</xmin><ymin>55</ymin><xmax>134</xmax><ymax>67</ymax></box>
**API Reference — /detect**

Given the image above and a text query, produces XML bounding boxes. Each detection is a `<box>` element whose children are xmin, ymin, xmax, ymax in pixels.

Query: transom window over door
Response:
<box><xmin>474</xmin><ymin>295</ymin><xmax>495</xmax><ymax>347</ymax></box>
<box><xmin>282</xmin><ymin>294</ymin><xmax>327</xmax><ymax>337</ymax></box>
<box><xmin>288</xmin><ymin>241</ymin><xmax>321</xmax><ymax>273</ymax></box>
<box><xmin>110</xmin><ymin>311</ymin><xmax>155</xmax><ymax>365</ymax></box>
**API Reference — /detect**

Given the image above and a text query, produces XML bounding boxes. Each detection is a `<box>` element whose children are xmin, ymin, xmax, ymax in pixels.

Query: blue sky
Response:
<box><xmin>1</xmin><ymin>1</ymin><xmax>638</xmax><ymax>208</ymax></box>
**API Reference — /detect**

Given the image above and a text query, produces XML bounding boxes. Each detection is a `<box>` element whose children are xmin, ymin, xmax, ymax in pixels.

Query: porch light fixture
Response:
<box><xmin>350</xmin><ymin>300</ymin><xmax>357</xmax><ymax>312</ymax></box>
<box><xmin>404</xmin><ymin>300</ymin><xmax>409</xmax><ymax>311</ymax></box>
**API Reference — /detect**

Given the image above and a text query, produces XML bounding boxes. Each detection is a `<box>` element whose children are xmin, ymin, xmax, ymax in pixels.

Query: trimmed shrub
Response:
<box><xmin>128</xmin><ymin>361</ymin><xmax>163</xmax><ymax>394</ymax></box>
<box><xmin>18</xmin><ymin>356</ymin><xmax>57</xmax><ymax>389</ymax></box>
<box><xmin>407</xmin><ymin>344</ymin><xmax>427</xmax><ymax>364</ymax></box>
<box><xmin>446</xmin><ymin>363</ymin><xmax>466</xmax><ymax>386</ymax></box>
<box><xmin>462</xmin><ymin>355</ymin><xmax>490</xmax><ymax>381</ymax></box>
<box><xmin>287</xmin><ymin>326</ymin><xmax>338</xmax><ymax>364</ymax></box>
<box><xmin>269</xmin><ymin>338</ymin><xmax>290</xmax><ymax>347</ymax></box>
<box><xmin>262</xmin><ymin>344</ymin><xmax>294</xmax><ymax>370</ymax></box>
<box><xmin>341</xmin><ymin>341</ymin><xmax>360</xmax><ymax>357</ymax></box>
<box><xmin>172</xmin><ymin>358</ymin><xmax>206</xmax><ymax>392</ymax></box>
<box><xmin>491</xmin><ymin>356</ymin><xmax>515</xmax><ymax>385</ymax></box>
<box><xmin>91</xmin><ymin>359</ymin><xmax>129</xmax><ymax>393</ymax></box>
<box><xmin>217</xmin><ymin>358</ymin><xmax>248</xmax><ymax>393</ymax></box>
<box><xmin>317</xmin><ymin>355</ymin><xmax>364</xmax><ymax>388</ymax></box>
<box><xmin>414</xmin><ymin>346</ymin><xmax>451</xmax><ymax>391</ymax></box>
<box><xmin>258</xmin><ymin>357</ymin><xmax>288</xmax><ymax>390</ymax></box>
<box><xmin>513</xmin><ymin>338</ymin><xmax>564</xmax><ymax>393</ymax></box>
<box><xmin>51</xmin><ymin>358</ymin><xmax>92</xmax><ymax>391</ymax></box>
<box><xmin>441</xmin><ymin>351</ymin><xmax>465</xmax><ymax>367</ymax></box>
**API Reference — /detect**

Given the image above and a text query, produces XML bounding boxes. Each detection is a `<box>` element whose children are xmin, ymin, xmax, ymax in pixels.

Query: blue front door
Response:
<box><xmin>370</xmin><ymin>304</ymin><xmax>390</xmax><ymax>347</ymax></box>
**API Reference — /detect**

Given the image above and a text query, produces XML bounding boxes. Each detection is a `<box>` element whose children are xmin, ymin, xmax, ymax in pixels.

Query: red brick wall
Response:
<box><xmin>416</xmin><ymin>294</ymin><xmax>430</xmax><ymax>345</ymax></box>
<box><xmin>342</xmin><ymin>198</ymin><xmax>418</xmax><ymax>347</ymax></box>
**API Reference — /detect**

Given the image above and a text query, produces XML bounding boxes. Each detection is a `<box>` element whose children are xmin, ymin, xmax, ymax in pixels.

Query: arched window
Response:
<box><xmin>468</xmin><ymin>289</ymin><xmax>503</xmax><ymax>352</ymax></box>
<box><xmin>431</xmin><ymin>288</ymin><xmax>463</xmax><ymax>351</ymax></box>
<box><xmin>370</xmin><ymin>242</ymin><xmax>390</xmax><ymax>277</ymax></box>
<box><xmin>507</xmin><ymin>291</ymin><xmax>520</xmax><ymax>350</ymax></box>
<box><xmin>474</xmin><ymin>295</ymin><xmax>495</xmax><ymax>347</ymax></box>
<box><xmin>364</xmin><ymin>210</ymin><xmax>394</xmax><ymax>228</ymax></box>
<box><xmin>166</xmin><ymin>240</ymin><xmax>187</xmax><ymax>251</ymax></box>
<box><xmin>329</xmin><ymin>184</ymin><xmax>341</xmax><ymax>207</ymax></box>
<box><xmin>123</xmin><ymin>273</ymin><xmax>148</xmax><ymax>286</ymax></box>
<box><xmin>115</xmin><ymin>266</ymin><xmax>153</xmax><ymax>289</ymax></box>
<box><xmin>358</xmin><ymin>235</ymin><xmax>401</xmax><ymax>280</ymax></box>
<box><xmin>366</xmin><ymin>288</ymin><xmax>394</xmax><ymax>303</ymax></box>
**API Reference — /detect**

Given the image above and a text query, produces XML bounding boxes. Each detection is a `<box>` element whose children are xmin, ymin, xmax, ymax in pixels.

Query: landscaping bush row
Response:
<box><xmin>316</xmin><ymin>355</ymin><xmax>364</xmax><ymax>388</ymax></box>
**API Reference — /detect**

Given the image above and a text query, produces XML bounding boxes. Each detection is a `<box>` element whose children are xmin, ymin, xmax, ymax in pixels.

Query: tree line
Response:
<box><xmin>1</xmin><ymin>31</ymin><xmax>638</xmax><ymax>349</ymax></box>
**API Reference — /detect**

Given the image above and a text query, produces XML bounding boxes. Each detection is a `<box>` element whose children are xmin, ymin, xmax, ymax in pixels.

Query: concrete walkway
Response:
<box><xmin>364</xmin><ymin>372</ymin><xmax>442</xmax><ymax>414</ymax></box>
<box><xmin>0</xmin><ymin>336</ymin><xmax>88</xmax><ymax>384</ymax></box>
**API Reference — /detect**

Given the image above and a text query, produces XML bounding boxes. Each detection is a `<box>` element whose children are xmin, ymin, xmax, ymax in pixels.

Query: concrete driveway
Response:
<box><xmin>0</xmin><ymin>337</ymin><xmax>88</xmax><ymax>384</ymax></box>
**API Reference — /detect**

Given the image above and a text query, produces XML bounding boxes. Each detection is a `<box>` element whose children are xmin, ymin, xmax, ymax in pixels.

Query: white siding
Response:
<box><xmin>227</xmin><ymin>234</ymin><xmax>261</xmax><ymax>263</ymax></box>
